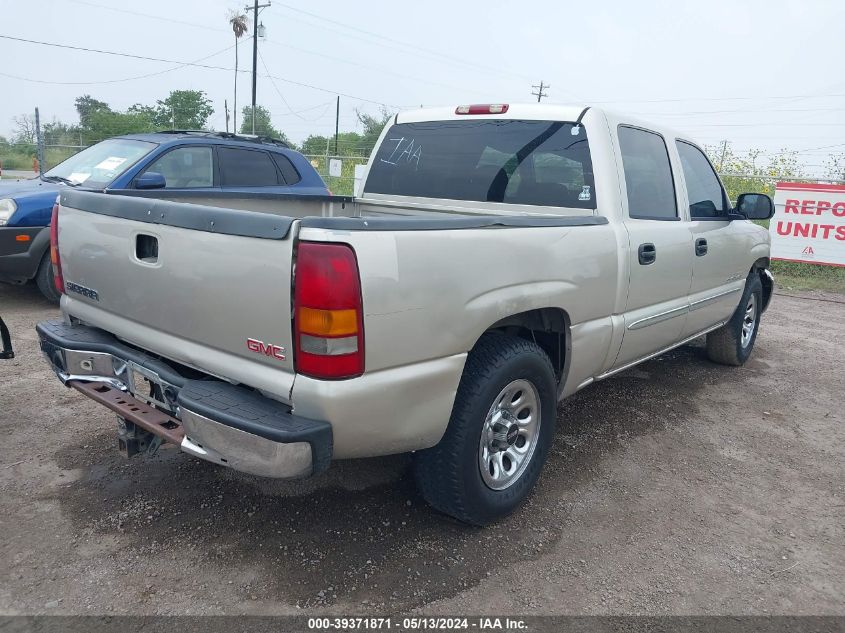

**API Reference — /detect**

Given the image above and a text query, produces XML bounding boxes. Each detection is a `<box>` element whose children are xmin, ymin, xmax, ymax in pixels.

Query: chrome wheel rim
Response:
<box><xmin>478</xmin><ymin>379</ymin><xmax>541</xmax><ymax>491</ymax></box>
<box><xmin>741</xmin><ymin>294</ymin><xmax>757</xmax><ymax>348</ymax></box>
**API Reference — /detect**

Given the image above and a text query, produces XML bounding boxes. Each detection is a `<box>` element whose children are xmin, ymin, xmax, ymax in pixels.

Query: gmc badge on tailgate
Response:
<box><xmin>246</xmin><ymin>338</ymin><xmax>286</xmax><ymax>361</ymax></box>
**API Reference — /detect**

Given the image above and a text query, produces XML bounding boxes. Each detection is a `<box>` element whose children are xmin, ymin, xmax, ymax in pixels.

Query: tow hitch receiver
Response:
<box><xmin>116</xmin><ymin>417</ymin><xmax>163</xmax><ymax>458</ymax></box>
<box><xmin>69</xmin><ymin>380</ymin><xmax>185</xmax><ymax>457</ymax></box>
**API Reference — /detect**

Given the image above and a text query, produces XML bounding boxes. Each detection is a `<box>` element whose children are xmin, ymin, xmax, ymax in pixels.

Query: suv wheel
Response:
<box><xmin>35</xmin><ymin>251</ymin><xmax>61</xmax><ymax>304</ymax></box>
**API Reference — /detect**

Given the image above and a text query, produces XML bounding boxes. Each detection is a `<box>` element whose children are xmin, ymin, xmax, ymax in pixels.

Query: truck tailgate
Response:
<box><xmin>56</xmin><ymin>191</ymin><xmax>298</xmax><ymax>403</ymax></box>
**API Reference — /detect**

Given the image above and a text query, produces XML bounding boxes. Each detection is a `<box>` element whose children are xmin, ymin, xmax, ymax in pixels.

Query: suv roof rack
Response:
<box><xmin>154</xmin><ymin>130</ymin><xmax>290</xmax><ymax>149</ymax></box>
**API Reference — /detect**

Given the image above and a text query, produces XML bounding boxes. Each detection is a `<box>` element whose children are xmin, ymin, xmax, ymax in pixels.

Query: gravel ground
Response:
<box><xmin>0</xmin><ymin>282</ymin><xmax>843</xmax><ymax>616</ymax></box>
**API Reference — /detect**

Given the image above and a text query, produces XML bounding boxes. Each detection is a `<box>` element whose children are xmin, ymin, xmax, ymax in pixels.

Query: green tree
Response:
<box><xmin>824</xmin><ymin>154</ymin><xmax>845</xmax><ymax>182</ymax></box>
<box><xmin>356</xmin><ymin>107</ymin><xmax>393</xmax><ymax>153</ymax></box>
<box><xmin>299</xmin><ymin>134</ymin><xmax>330</xmax><ymax>156</ymax></box>
<box><xmin>42</xmin><ymin>119</ymin><xmax>81</xmax><ymax>146</ymax></box>
<box><xmin>74</xmin><ymin>95</ymin><xmax>111</xmax><ymax>128</ymax></box>
<box><xmin>239</xmin><ymin>105</ymin><xmax>292</xmax><ymax>145</ymax></box>
<box><xmin>153</xmin><ymin>90</ymin><xmax>214</xmax><ymax>130</ymax></box>
<box><xmin>11</xmin><ymin>114</ymin><xmax>36</xmax><ymax>144</ymax></box>
<box><xmin>335</xmin><ymin>131</ymin><xmax>365</xmax><ymax>155</ymax></box>
<box><xmin>80</xmin><ymin>109</ymin><xmax>155</xmax><ymax>144</ymax></box>
<box><xmin>705</xmin><ymin>141</ymin><xmax>806</xmax><ymax>200</ymax></box>
<box><xmin>127</xmin><ymin>103</ymin><xmax>157</xmax><ymax>121</ymax></box>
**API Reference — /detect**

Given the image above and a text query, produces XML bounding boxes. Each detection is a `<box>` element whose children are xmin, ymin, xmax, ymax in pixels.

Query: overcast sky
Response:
<box><xmin>1</xmin><ymin>0</ymin><xmax>844</xmax><ymax>174</ymax></box>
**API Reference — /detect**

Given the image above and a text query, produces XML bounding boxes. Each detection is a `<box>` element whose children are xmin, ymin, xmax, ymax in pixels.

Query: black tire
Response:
<box><xmin>706</xmin><ymin>272</ymin><xmax>763</xmax><ymax>366</ymax></box>
<box><xmin>35</xmin><ymin>250</ymin><xmax>61</xmax><ymax>304</ymax></box>
<box><xmin>414</xmin><ymin>332</ymin><xmax>557</xmax><ymax>526</ymax></box>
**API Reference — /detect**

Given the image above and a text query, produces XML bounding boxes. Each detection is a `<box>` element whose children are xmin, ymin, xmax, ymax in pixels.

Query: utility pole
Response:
<box><xmin>334</xmin><ymin>96</ymin><xmax>340</xmax><ymax>155</ymax></box>
<box><xmin>718</xmin><ymin>140</ymin><xmax>729</xmax><ymax>171</ymax></box>
<box><xmin>531</xmin><ymin>81</ymin><xmax>549</xmax><ymax>102</ymax></box>
<box><xmin>224</xmin><ymin>99</ymin><xmax>230</xmax><ymax>133</ymax></box>
<box><xmin>245</xmin><ymin>0</ymin><xmax>271</xmax><ymax>134</ymax></box>
<box><xmin>34</xmin><ymin>107</ymin><xmax>44</xmax><ymax>177</ymax></box>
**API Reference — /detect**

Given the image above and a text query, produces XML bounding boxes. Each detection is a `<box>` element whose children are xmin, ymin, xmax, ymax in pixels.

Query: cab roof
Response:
<box><xmin>394</xmin><ymin>103</ymin><xmax>699</xmax><ymax>148</ymax></box>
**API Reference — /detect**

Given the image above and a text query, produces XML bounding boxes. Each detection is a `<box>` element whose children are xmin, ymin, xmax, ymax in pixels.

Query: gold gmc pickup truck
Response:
<box><xmin>37</xmin><ymin>103</ymin><xmax>775</xmax><ymax>525</ymax></box>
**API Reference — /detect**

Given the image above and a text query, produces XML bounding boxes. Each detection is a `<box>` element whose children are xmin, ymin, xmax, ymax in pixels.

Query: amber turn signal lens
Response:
<box><xmin>298</xmin><ymin>307</ymin><xmax>358</xmax><ymax>337</ymax></box>
<box><xmin>15</xmin><ymin>234</ymin><xmax>30</xmax><ymax>242</ymax></box>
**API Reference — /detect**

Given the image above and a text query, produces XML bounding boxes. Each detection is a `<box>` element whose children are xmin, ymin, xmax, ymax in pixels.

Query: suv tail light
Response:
<box><xmin>49</xmin><ymin>198</ymin><xmax>64</xmax><ymax>294</ymax></box>
<box><xmin>293</xmin><ymin>242</ymin><xmax>364</xmax><ymax>379</ymax></box>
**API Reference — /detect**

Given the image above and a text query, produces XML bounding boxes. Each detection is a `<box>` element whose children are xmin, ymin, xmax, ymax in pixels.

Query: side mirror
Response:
<box><xmin>735</xmin><ymin>193</ymin><xmax>774</xmax><ymax>220</ymax></box>
<box><xmin>135</xmin><ymin>171</ymin><xmax>166</xmax><ymax>190</ymax></box>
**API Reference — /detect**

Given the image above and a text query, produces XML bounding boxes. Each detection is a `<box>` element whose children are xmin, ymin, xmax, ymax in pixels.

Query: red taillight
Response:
<box><xmin>49</xmin><ymin>199</ymin><xmax>64</xmax><ymax>294</ymax></box>
<box><xmin>293</xmin><ymin>242</ymin><xmax>364</xmax><ymax>379</ymax></box>
<box><xmin>455</xmin><ymin>104</ymin><xmax>509</xmax><ymax>115</ymax></box>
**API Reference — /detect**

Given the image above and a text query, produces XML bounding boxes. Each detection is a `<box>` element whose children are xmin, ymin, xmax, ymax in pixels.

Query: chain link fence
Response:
<box><xmin>302</xmin><ymin>153</ymin><xmax>369</xmax><ymax>197</ymax></box>
<box><xmin>0</xmin><ymin>141</ymin><xmax>85</xmax><ymax>173</ymax></box>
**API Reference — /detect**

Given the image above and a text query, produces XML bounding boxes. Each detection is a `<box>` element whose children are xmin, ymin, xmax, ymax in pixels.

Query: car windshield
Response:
<box><xmin>44</xmin><ymin>138</ymin><xmax>157</xmax><ymax>188</ymax></box>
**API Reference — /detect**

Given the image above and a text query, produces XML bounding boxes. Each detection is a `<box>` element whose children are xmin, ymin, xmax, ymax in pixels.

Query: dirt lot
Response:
<box><xmin>0</xmin><ymin>282</ymin><xmax>843</xmax><ymax>616</ymax></box>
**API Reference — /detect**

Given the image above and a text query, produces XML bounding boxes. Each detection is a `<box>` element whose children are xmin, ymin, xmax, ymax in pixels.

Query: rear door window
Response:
<box><xmin>618</xmin><ymin>126</ymin><xmax>678</xmax><ymax>220</ymax></box>
<box><xmin>218</xmin><ymin>147</ymin><xmax>280</xmax><ymax>187</ymax></box>
<box><xmin>365</xmin><ymin>120</ymin><xmax>596</xmax><ymax>209</ymax></box>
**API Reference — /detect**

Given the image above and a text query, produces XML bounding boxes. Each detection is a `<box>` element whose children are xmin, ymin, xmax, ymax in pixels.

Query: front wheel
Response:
<box><xmin>414</xmin><ymin>332</ymin><xmax>557</xmax><ymax>525</ymax></box>
<box><xmin>706</xmin><ymin>272</ymin><xmax>763</xmax><ymax>366</ymax></box>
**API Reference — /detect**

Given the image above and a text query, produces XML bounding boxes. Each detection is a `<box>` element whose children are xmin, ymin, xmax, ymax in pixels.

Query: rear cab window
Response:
<box><xmin>365</xmin><ymin>120</ymin><xmax>597</xmax><ymax>209</ymax></box>
<box><xmin>617</xmin><ymin>125</ymin><xmax>678</xmax><ymax>221</ymax></box>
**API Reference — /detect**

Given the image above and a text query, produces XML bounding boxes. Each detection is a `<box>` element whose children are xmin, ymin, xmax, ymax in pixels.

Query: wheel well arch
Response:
<box><xmin>480</xmin><ymin>307</ymin><xmax>571</xmax><ymax>383</ymax></box>
<box><xmin>750</xmin><ymin>257</ymin><xmax>773</xmax><ymax>312</ymax></box>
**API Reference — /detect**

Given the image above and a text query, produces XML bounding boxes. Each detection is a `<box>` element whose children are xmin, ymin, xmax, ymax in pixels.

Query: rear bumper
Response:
<box><xmin>36</xmin><ymin>318</ymin><xmax>332</xmax><ymax>478</ymax></box>
<box><xmin>0</xmin><ymin>226</ymin><xmax>48</xmax><ymax>283</ymax></box>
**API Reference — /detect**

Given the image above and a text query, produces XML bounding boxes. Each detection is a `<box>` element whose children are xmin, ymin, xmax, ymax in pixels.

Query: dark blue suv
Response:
<box><xmin>0</xmin><ymin>131</ymin><xmax>329</xmax><ymax>301</ymax></box>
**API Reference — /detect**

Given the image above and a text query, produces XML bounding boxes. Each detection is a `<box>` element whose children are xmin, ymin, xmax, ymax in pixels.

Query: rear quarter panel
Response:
<box><xmin>298</xmin><ymin>222</ymin><xmax>619</xmax><ymax>382</ymax></box>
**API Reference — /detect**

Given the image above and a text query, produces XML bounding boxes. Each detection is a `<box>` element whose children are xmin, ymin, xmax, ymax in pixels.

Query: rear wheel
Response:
<box><xmin>35</xmin><ymin>250</ymin><xmax>61</xmax><ymax>304</ymax></box>
<box><xmin>414</xmin><ymin>332</ymin><xmax>557</xmax><ymax>525</ymax></box>
<box><xmin>706</xmin><ymin>273</ymin><xmax>763</xmax><ymax>366</ymax></box>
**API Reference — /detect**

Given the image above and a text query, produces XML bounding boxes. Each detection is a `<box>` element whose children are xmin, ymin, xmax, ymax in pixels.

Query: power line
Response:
<box><xmin>62</xmin><ymin>0</ymin><xmax>535</xmax><ymax>100</ymax></box>
<box><xmin>64</xmin><ymin>0</ymin><xmax>228</xmax><ymax>33</ymax></box>
<box><xmin>0</xmin><ymin>34</ymin><xmax>241</xmax><ymax>70</ymax></box>
<box><xmin>261</xmin><ymin>37</ymin><xmax>476</xmax><ymax>96</ymax></box>
<box><xmin>258</xmin><ymin>49</ymin><xmax>331</xmax><ymax>122</ymax></box>
<box><xmin>588</xmin><ymin>92</ymin><xmax>845</xmax><ymax>104</ymax></box>
<box><xmin>630</xmin><ymin>106</ymin><xmax>845</xmax><ymax>116</ymax></box>
<box><xmin>0</xmin><ymin>44</ymin><xmax>235</xmax><ymax>85</ymax></box>
<box><xmin>0</xmin><ymin>34</ymin><xmax>399</xmax><ymax>108</ymax></box>
<box><xmin>269</xmin><ymin>2</ymin><xmax>538</xmax><ymax>85</ymax></box>
<box><xmin>795</xmin><ymin>141</ymin><xmax>845</xmax><ymax>153</ymax></box>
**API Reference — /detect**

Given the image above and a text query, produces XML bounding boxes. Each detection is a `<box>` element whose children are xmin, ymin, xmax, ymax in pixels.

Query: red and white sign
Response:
<box><xmin>770</xmin><ymin>182</ymin><xmax>845</xmax><ymax>267</ymax></box>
